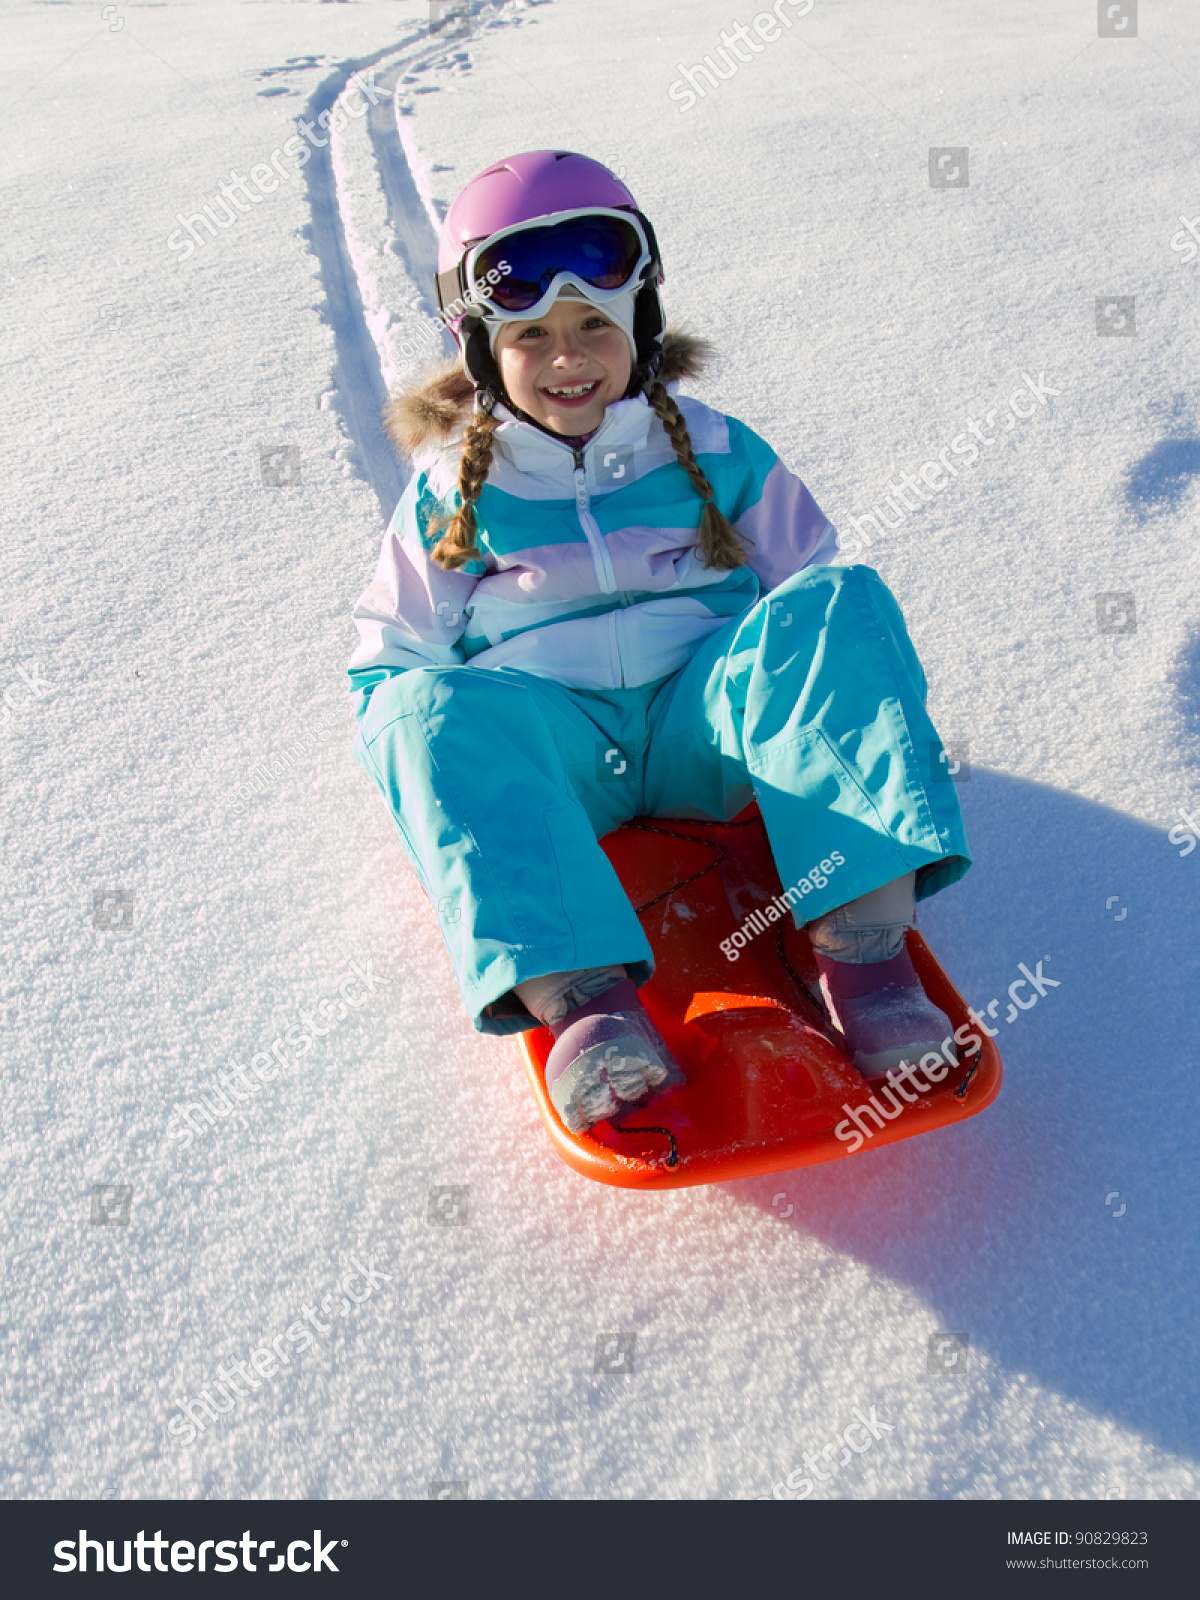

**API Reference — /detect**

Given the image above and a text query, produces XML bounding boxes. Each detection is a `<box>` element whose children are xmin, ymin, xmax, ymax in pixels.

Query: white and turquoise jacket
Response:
<box><xmin>348</xmin><ymin>335</ymin><xmax>838</xmax><ymax>720</ymax></box>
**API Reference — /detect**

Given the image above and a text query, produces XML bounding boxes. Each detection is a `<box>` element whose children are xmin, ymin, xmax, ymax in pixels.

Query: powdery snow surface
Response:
<box><xmin>1</xmin><ymin>0</ymin><xmax>1198</xmax><ymax>1502</ymax></box>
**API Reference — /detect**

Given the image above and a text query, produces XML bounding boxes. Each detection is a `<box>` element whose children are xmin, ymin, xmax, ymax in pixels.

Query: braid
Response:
<box><xmin>645</xmin><ymin>382</ymin><xmax>748</xmax><ymax>571</ymax></box>
<box><xmin>430</xmin><ymin>407</ymin><xmax>499</xmax><ymax>571</ymax></box>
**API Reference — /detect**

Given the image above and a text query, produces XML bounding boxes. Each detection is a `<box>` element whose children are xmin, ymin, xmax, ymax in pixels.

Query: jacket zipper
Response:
<box><xmin>572</xmin><ymin>447</ymin><xmax>624</xmax><ymax>685</ymax></box>
<box><xmin>572</xmin><ymin>449</ymin><xmax>618</xmax><ymax>594</ymax></box>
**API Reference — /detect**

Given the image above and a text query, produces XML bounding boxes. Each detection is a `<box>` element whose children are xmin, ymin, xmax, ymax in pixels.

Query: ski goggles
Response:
<box><xmin>436</xmin><ymin>207</ymin><xmax>661</xmax><ymax>327</ymax></box>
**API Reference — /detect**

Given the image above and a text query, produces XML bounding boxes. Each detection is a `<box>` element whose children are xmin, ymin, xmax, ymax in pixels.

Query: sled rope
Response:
<box><xmin>626</xmin><ymin>817</ymin><xmax>761</xmax><ymax>914</ymax></box>
<box><xmin>954</xmin><ymin>1047</ymin><xmax>982</xmax><ymax>1100</ymax></box>
<box><xmin>628</xmin><ymin>817</ymin><xmax>827</xmax><ymax>1021</ymax></box>
<box><xmin>612</xmin><ymin>1121</ymin><xmax>679</xmax><ymax>1168</ymax></box>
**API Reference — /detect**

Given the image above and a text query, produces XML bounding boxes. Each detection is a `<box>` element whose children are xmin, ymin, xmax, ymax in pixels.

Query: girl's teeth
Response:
<box><xmin>547</xmin><ymin>384</ymin><xmax>595</xmax><ymax>397</ymax></box>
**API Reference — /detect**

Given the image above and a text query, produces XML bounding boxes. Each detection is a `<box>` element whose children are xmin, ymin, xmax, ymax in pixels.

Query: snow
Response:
<box><xmin>1</xmin><ymin>0</ymin><xmax>1197</xmax><ymax>1501</ymax></box>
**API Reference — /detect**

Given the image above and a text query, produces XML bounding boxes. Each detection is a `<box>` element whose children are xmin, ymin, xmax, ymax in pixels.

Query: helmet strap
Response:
<box><xmin>624</xmin><ymin>282</ymin><xmax>665</xmax><ymax>396</ymax></box>
<box><xmin>461</xmin><ymin>316</ymin><xmax>503</xmax><ymax>394</ymax></box>
<box><xmin>625</xmin><ymin>354</ymin><xmax>661</xmax><ymax>400</ymax></box>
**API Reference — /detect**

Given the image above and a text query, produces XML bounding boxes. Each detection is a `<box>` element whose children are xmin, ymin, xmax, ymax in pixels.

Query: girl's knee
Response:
<box><xmin>775</xmin><ymin>561</ymin><xmax>873</xmax><ymax>596</ymax></box>
<box><xmin>758</xmin><ymin>563</ymin><xmax>877</xmax><ymax>640</ymax></box>
<box><xmin>384</xmin><ymin>665</ymin><xmax>523</xmax><ymax>721</ymax></box>
<box><xmin>359</xmin><ymin>666</ymin><xmax>487</xmax><ymax>751</ymax></box>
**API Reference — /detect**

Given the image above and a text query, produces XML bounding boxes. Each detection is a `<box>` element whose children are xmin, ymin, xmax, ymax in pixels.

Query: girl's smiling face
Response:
<box><xmin>493</xmin><ymin>297</ymin><xmax>632</xmax><ymax>436</ymax></box>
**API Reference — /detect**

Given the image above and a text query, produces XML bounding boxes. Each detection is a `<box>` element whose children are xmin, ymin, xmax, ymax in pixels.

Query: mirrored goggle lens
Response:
<box><xmin>473</xmin><ymin>215</ymin><xmax>645</xmax><ymax>313</ymax></box>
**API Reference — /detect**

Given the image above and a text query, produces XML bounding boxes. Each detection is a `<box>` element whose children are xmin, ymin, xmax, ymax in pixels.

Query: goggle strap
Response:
<box><xmin>632</xmin><ymin>209</ymin><xmax>664</xmax><ymax>284</ymax></box>
<box><xmin>436</xmin><ymin>264</ymin><xmax>472</xmax><ymax>319</ymax></box>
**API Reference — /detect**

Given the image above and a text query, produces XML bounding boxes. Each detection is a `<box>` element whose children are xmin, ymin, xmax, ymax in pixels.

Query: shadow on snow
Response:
<box><xmin>729</xmin><ymin>767</ymin><xmax>1200</xmax><ymax>1465</ymax></box>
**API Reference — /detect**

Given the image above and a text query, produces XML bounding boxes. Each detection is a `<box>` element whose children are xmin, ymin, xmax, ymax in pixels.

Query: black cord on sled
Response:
<box><xmin>954</xmin><ymin>1047</ymin><xmax>983</xmax><ymax>1100</ymax></box>
<box><xmin>626</xmin><ymin>816</ymin><xmax>762</xmax><ymax>914</ymax></box>
<box><xmin>612</xmin><ymin>1121</ymin><xmax>678</xmax><ymax>1168</ymax></box>
<box><xmin>628</xmin><ymin>817</ymin><xmax>826</xmax><ymax>1022</ymax></box>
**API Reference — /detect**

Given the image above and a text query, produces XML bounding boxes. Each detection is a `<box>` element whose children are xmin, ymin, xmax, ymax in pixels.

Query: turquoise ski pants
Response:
<box><xmin>353</xmin><ymin>564</ymin><xmax>970</xmax><ymax>1035</ymax></box>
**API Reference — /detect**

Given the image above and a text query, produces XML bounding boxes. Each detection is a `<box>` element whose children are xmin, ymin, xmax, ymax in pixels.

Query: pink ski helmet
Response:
<box><xmin>435</xmin><ymin>150</ymin><xmax>666</xmax><ymax>398</ymax></box>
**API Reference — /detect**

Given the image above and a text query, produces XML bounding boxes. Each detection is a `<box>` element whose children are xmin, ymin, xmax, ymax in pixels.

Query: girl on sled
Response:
<box><xmin>348</xmin><ymin>151</ymin><xmax>970</xmax><ymax>1136</ymax></box>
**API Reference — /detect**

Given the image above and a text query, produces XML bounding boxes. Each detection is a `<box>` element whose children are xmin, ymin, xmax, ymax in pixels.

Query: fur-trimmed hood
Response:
<box><xmin>382</xmin><ymin>328</ymin><xmax>711</xmax><ymax>461</ymax></box>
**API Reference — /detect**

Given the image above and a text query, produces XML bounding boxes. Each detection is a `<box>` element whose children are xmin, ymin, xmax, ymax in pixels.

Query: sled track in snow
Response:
<box><xmin>300</xmin><ymin>5</ymin><xmax>520</xmax><ymax>520</ymax></box>
<box><xmin>300</xmin><ymin>43</ymin><xmax>416</xmax><ymax>519</ymax></box>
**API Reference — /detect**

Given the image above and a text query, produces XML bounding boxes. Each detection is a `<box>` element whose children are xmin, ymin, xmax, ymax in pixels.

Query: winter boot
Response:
<box><xmin>539</xmin><ymin>977</ymin><xmax>684</xmax><ymax>1135</ymax></box>
<box><xmin>808</xmin><ymin>872</ymin><xmax>955</xmax><ymax>1083</ymax></box>
<box><xmin>814</xmin><ymin>947</ymin><xmax>956</xmax><ymax>1083</ymax></box>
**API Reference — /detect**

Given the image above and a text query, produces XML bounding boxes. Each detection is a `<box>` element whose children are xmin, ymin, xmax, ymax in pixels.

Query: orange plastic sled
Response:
<box><xmin>517</xmin><ymin>804</ymin><xmax>1001</xmax><ymax>1190</ymax></box>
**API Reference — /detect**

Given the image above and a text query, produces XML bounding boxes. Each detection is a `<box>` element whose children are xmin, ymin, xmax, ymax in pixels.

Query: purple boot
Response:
<box><xmin>815</xmin><ymin>948</ymin><xmax>956</xmax><ymax>1084</ymax></box>
<box><xmin>544</xmin><ymin>979</ymin><xmax>684</xmax><ymax>1135</ymax></box>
